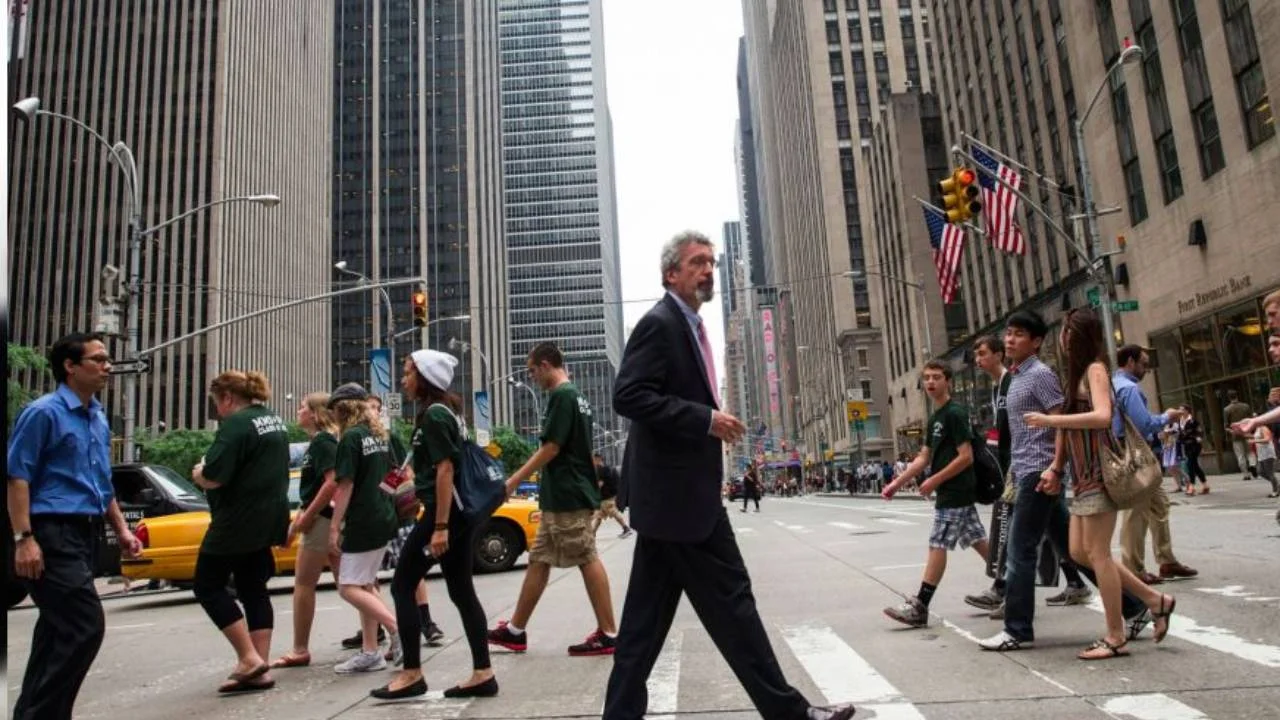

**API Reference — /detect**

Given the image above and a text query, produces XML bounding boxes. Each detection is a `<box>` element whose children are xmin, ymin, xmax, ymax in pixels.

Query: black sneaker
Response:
<box><xmin>424</xmin><ymin>623</ymin><xmax>445</xmax><ymax>647</ymax></box>
<box><xmin>487</xmin><ymin>620</ymin><xmax>528</xmax><ymax>652</ymax></box>
<box><xmin>341</xmin><ymin>627</ymin><xmax>386</xmax><ymax>650</ymax></box>
<box><xmin>568</xmin><ymin>629</ymin><xmax>616</xmax><ymax>657</ymax></box>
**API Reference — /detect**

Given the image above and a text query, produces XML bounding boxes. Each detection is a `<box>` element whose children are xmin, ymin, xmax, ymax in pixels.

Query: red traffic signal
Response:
<box><xmin>411</xmin><ymin>291</ymin><xmax>428</xmax><ymax>327</ymax></box>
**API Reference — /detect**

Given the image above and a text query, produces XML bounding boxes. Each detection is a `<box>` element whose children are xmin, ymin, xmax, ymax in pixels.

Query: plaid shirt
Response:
<box><xmin>1006</xmin><ymin>355</ymin><xmax>1064</xmax><ymax>480</ymax></box>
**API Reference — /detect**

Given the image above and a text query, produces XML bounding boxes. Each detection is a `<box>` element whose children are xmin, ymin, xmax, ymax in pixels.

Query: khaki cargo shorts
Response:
<box><xmin>529</xmin><ymin>509</ymin><xmax>598</xmax><ymax>568</ymax></box>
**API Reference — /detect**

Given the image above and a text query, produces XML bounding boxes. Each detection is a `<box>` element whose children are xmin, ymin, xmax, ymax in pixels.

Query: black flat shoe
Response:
<box><xmin>442</xmin><ymin>677</ymin><xmax>498</xmax><ymax>698</ymax></box>
<box><xmin>370</xmin><ymin>678</ymin><xmax>428</xmax><ymax>700</ymax></box>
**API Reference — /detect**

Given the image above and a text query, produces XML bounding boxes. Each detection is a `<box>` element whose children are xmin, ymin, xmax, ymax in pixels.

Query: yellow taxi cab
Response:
<box><xmin>122</xmin><ymin>469</ymin><xmax>541</xmax><ymax>585</ymax></box>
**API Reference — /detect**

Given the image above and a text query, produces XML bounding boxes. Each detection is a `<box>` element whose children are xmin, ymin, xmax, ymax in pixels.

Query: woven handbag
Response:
<box><xmin>1101</xmin><ymin>412</ymin><xmax>1163</xmax><ymax>509</ymax></box>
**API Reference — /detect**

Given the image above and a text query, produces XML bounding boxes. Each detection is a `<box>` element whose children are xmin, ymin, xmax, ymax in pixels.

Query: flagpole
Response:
<box><xmin>951</xmin><ymin>145</ymin><xmax>1093</xmax><ymax>268</ymax></box>
<box><xmin>961</xmin><ymin>133</ymin><xmax>1065</xmax><ymax>190</ymax></box>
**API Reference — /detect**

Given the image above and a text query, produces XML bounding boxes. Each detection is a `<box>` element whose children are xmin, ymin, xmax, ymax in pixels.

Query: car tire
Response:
<box><xmin>473</xmin><ymin>519</ymin><xmax>522</xmax><ymax>574</ymax></box>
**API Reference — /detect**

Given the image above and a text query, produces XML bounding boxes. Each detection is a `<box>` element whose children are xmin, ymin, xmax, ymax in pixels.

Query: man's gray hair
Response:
<box><xmin>660</xmin><ymin>230</ymin><xmax>714</xmax><ymax>287</ymax></box>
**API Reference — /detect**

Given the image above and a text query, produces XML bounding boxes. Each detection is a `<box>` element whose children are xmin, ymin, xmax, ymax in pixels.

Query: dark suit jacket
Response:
<box><xmin>614</xmin><ymin>293</ymin><xmax>722</xmax><ymax>543</ymax></box>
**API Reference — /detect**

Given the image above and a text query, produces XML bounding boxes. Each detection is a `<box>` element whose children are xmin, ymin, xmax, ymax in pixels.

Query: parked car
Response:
<box><xmin>95</xmin><ymin>463</ymin><xmax>211</xmax><ymax>578</ymax></box>
<box><xmin>726</xmin><ymin>478</ymin><xmax>745</xmax><ymax>501</ymax></box>
<box><xmin>120</xmin><ymin>481</ymin><xmax>541</xmax><ymax>585</ymax></box>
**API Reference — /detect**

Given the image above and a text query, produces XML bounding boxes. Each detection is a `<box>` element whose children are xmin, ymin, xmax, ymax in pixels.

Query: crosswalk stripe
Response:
<box><xmin>781</xmin><ymin>623</ymin><xmax>921</xmax><ymax>719</ymax></box>
<box><xmin>646</xmin><ymin>630</ymin><xmax>683</xmax><ymax>717</ymax></box>
<box><xmin>876</xmin><ymin>518</ymin><xmax>915</xmax><ymax>526</ymax></box>
<box><xmin>391</xmin><ymin>690</ymin><xmax>472</xmax><ymax>717</ymax></box>
<box><xmin>828</xmin><ymin>521</ymin><xmax>866</xmax><ymax>530</ymax></box>
<box><xmin>1086</xmin><ymin>598</ymin><xmax>1280</xmax><ymax>668</ymax></box>
<box><xmin>1101</xmin><ymin>693</ymin><xmax>1211</xmax><ymax>719</ymax></box>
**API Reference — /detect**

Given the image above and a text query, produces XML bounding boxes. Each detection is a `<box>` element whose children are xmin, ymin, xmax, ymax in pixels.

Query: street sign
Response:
<box><xmin>384</xmin><ymin>392</ymin><xmax>402</xmax><ymax>416</ymax></box>
<box><xmin>845</xmin><ymin>400</ymin><xmax>868</xmax><ymax>422</ymax></box>
<box><xmin>855</xmin><ymin>419</ymin><xmax>865</xmax><ymax>431</ymax></box>
<box><xmin>108</xmin><ymin>358</ymin><xmax>151</xmax><ymax>375</ymax></box>
<box><xmin>1112</xmin><ymin>299</ymin><xmax>1140</xmax><ymax>313</ymax></box>
<box><xmin>1086</xmin><ymin>287</ymin><xmax>1101</xmax><ymax>307</ymax></box>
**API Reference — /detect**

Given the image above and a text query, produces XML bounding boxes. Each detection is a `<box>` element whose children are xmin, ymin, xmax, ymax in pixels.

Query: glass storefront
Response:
<box><xmin>1151</xmin><ymin>292</ymin><xmax>1280</xmax><ymax>474</ymax></box>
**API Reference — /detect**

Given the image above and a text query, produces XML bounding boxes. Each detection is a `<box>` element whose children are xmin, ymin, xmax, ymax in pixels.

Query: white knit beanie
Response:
<box><xmin>411</xmin><ymin>349</ymin><xmax>458</xmax><ymax>392</ymax></box>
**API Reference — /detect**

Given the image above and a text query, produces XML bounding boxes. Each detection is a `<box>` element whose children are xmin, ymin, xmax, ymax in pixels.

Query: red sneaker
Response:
<box><xmin>568</xmin><ymin>629</ymin><xmax>616</xmax><ymax>657</ymax></box>
<box><xmin>486</xmin><ymin>620</ymin><xmax>527</xmax><ymax>652</ymax></box>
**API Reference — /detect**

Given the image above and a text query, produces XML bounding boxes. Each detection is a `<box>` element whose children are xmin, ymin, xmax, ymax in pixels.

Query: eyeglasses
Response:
<box><xmin>81</xmin><ymin>354</ymin><xmax>113</xmax><ymax>365</ymax></box>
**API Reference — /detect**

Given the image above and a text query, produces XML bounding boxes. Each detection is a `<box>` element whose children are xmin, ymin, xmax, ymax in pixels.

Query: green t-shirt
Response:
<box><xmin>333</xmin><ymin>423</ymin><xmax>397</xmax><ymax>553</ymax></box>
<box><xmin>538</xmin><ymin>382</ymin><xmax>600</xmax><ymax>512</ymax></box>
<box><xmin>410</xmin><ymin>405</ymin><xmax>463</xmax><ymax>506</ymax></box>
<box><xmin>299</xmin><ymin>431</ymin><xmax>338</xmax><ymax>517</ymax></box>
<box><xmin>928</xmin><ymin>400</ymin><xmax>976</xmax><ymax>509</ymax></box>
<box><xmin>201</xmin><ymin>405</ymin><xmax>291</xmax><ymax>555</ymax></box>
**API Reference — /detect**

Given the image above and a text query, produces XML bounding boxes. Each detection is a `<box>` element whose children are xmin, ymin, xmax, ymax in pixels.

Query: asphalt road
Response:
<box><xmin>7</xmin><ymin>475</ymin><xmax>1279</xmax><ymax>719</ymax></box>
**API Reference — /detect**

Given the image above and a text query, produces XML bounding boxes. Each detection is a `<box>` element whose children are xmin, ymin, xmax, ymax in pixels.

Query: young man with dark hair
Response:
<box><xmin>488</xmin><ymin>341</ymin><xmax>619</xmax><ymax>656</ymax></box>
<box><xmin>8</xmin><ymin>333</ymin><xmax>143</xmax><ymax>718</ymax></box>
<box><xmin>980</xmin><ymin>311</ymin><xmax>1152</xmax><ymax>651</ymax></box>
<box><xmin>881</xmin><ymin>360</ymin><xmax>989</xmax><ymax>627</ymax></box>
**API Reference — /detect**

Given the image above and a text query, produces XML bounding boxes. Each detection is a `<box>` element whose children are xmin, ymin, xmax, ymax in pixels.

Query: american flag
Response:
<box><xmin>972</xmin><ymin>145</ymin><xmax>1026</xmax><ymax>255</ymax></box>
<box><xmin>923</xmin><ymin>205</ymin><xmax>966</xmax><ymax>304</ymax></box>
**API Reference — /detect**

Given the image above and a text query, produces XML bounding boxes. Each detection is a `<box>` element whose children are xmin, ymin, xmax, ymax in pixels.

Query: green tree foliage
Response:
<box><xmin>135</xmin><ymin>429</ymin><xmax>215</xmax><ymax>481</ymax></box>
<box><xmin>492</xmin><ymin>425</ymin><xmax>535</xmax><ymax>477</ymax></box>
<box><xmin>284</xmin><ymin>422</ymin><xmax>310</xmax><ymax>443</ymax></box>
<box><xmin>7</xmin><ymin>344</ymin><xmax>51</xmax><ymax>425</ymax></box>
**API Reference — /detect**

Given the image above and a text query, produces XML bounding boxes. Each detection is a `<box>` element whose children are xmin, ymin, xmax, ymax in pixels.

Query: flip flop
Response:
<box><xmin>218</xmin><ymin>678</ymin><xmax>276</xmax><ymax>694</ymax></box>
<box><xmin>1153</xmin><ymin>594</ymin><xmax>1176</xmax><ymax>644</ymax></box>
<box><xmin>270</xmin><ymin>652</ymin><xmax>311</xmax><ymax>668</ymax></box>
<box><xmin>1077</xmin><ymin>638</ymin><xmax>1130</xmax><ymax>660</ymax></box>
<box><xmin>226</xmin><ymin>663</ymin><xmax>269</xmax><ymax>683</ymax></box>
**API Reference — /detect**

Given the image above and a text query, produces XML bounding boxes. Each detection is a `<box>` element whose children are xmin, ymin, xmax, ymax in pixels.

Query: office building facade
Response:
<box><xmin>333</xmin><ymin>0</ymin><xmax>509</xmax><ymax>425</ymax></box>
<box><xmin>498</xmin><ymin>0</ymin><xmax>624</xmax><ymax>447</ymax></box>
<box><xmin>8</xmin><ymin>1</ymin><xmax>334</xmax><ymax>439</ymax></box>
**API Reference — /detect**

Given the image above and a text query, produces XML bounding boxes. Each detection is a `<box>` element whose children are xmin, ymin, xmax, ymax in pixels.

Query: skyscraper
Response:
<box><xmin>8</xmin><ymin>1</ymin><xmax>334</xmax><ymax>439</ymax></box>
<box><xmin>498</xmin><ymin>0</ymin><xmax>624</xmax><ymax>445</ymax></box>
<box><xmin>332</xmin><ymin>0</ymin><xmax>509</xmax><ymax>424</ymax></box>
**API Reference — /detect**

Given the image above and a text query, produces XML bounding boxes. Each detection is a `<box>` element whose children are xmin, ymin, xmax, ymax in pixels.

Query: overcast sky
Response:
<box><xmin>602</xmin><ymin>0</ymin><xmax>744</xmax><ymax>375</ymax></box>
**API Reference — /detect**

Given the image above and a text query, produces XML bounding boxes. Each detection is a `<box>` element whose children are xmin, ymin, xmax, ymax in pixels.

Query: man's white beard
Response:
<box><xmin>696</xmin><ymin>285</ymin><xmax>713</xmax><ymax>303</ymax></box>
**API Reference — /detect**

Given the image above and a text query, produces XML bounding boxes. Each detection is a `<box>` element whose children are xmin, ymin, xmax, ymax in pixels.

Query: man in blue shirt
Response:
<box><xmin>7</xmin><ymin>333</ymin><xmax>142</xmax><ymax>720</ymax></box>
<box><xmin>1113</xmin><ymin>345</ymin><xmax>1198</xmax><ymax>584</ymax></box>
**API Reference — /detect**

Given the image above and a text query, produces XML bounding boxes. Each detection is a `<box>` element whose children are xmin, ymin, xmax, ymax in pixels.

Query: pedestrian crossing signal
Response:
<box><xmin>939</xmin><ymin>167</ymin><xmax>981</xmax><ymax>223</ymax></box>
<box><xmin>412</xmin><ymin>291</ymin><xmax>428</xmax><ymax>327</ymax></box>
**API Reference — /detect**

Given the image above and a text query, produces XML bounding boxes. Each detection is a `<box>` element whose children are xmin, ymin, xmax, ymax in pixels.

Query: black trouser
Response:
<box><xmin>15</xmin><ymin>515</ymin><xmax>107</xmax><ymax>720</ymax></box>
<box><xmin>1184</xmin><ymin>445</ymin><xmax>1208</xmax><ymax>485</ymax></box>
<box><xmin>604</xmin><ymin>510</ymin><xmax>810</xmax><ymax>720</ymax></box>
<box><xmin>742</xmin><ymin>494</ymin><xmax>759</xmax><ymax>511</ymax></box>
<box><xmin>392</xmin><ymin>504</ymin><xmax>489</xmax><ymax>671</ymax></box>
<box><xmin>192</xmin><ymin>547</ymin><xmax>275</xmax><ymax>631</ymax></box>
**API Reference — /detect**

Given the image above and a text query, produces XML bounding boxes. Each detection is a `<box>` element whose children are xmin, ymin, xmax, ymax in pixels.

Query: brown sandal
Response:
<box><xmin>1152</xmin><ymin>594</ymin><xmax>1176</xmax><ymax>643</ymax></box>
<box><xmin>1078</xmin><ymin>638</ymin><xmax>1130</xmax><ymax>660</ymax></box>
<box><xmin>270</xmin><ymin>652</ymin><xmax>311</xmax><ymax>668</ymax></box>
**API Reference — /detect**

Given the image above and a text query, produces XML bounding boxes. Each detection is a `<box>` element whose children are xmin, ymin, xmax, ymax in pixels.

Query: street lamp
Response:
<box><xmin>391</xmin><ymin>314</ymin><xmax>470</xmax><ymax>340</ymax></box>
<box><xmin>448</xmin><ymin>337</ymin><xmax>492</xmax><ymax>389</ymax></box>
<box><xmin>508</xmin><ymin>377</ymin><xmax>541</xmax><ymax>420</ymax></box>
<box><xmin>1076</xmin><ymin>40</ymin><xmax>1142</xmax><ymax>365</ymax></box>
<box><xmin>843</xmin><ymin>270</ymin><xmax>931</xmax><ymax>359</ymax></box>
<box><xmin>335</xmin><ymin>259</ymin><xmax>396</xmax><ymax>394</ymax></box>
<box><xmin>13</xmin><ymin>97</ymin><xmax>280</xmax><ymax>462</ymax></box>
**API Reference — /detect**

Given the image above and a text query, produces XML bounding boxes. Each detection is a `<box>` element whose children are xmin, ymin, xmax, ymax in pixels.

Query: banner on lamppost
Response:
<box><xmin>761</xmin><ymin>306</ymin><xmax>782</xmax><ymax>433</ymax></box>
<box><xmin>474</xmin><ymin>390</ymin><xmax>491</xmax><ymax>447</ymax></box>
<box><xmin>369</xmin><ymin>348</ymin><xmax>393</xmax><ymax>399</ymax></box>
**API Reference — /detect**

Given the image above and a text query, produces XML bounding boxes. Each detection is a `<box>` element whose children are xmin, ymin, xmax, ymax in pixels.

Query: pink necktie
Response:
<box><xmin>696</xmin><ymin>321</ymin><xmax>720</xmax><ymax>407</ymax></box>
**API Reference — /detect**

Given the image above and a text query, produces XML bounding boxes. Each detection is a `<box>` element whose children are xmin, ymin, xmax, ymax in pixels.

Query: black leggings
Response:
<box><xmin>193</xmin><ymin>547</ymin><xmax>275</xmax><ymax>631</ymax></box>
<box><xmin>1184</xmin><ymin>445</ymin><xmax>1209</xmax><ymax>485</ymax></box>
<box><xmin>742</xmin><ymin>494</ymin><xmax>759</xmax><ymax>511</ymax></box>
<box><xmin>392</xmin><ymin>505</ymin><xmax>490</xmax><ymax>671</ymax></box>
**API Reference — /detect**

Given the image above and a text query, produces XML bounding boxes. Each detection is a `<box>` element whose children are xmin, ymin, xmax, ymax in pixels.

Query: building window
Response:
<box><xmin>860</xmin><ymin>379</ymin><xmax>873</xmax><ymax>399</ymax></box>
<box><xmin>1172</xmin><ymin>0</ymin><xmax>1226</xmax><ymax>177</ymax></box>
<box><xmin>1156</xmin><ymin>132</ymin><xmax>1184</xmax><ymax>202</ymax></box>
<box><xmin>1134</xmin><ymin>2</ymin><xmax>1182</xmax><ymax>203</ymax></box>
<box><xmin>900</xmin><ymin>18</ymin><xmax>914</xmax><ymax>39</ymax></box>
<box><xmin>874</xmin><ymin>52</ymin><xmax>889</xmax><ymax>72</ymax></box>
<box><xmin>870</xmin><ymin>18</ymin><xmax>885</xmax><ymax>41</ymax></box>
<box><xmin>1194</xmin><ymin>99</ymin><xmax>1226</xmax><ymax>175</ymax></box>
<box><xmin>826</xmin><ymin>21</ymin><xmax>841</xmax><ymax>44</ymax></box>
<box><xmin>857</xmin><ymin>349</ymin><xmax>869</xmax><ymax>368</ymax></box>
<box><xmin>1220</xmin><ymin>0</ymin><xmax>1274</xmax><ymax>147</ymax></box>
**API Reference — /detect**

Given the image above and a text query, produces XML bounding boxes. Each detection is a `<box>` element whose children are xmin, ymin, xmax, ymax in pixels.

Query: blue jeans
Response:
<box><xmin>1003</xmin><ymin>473</ymin><xmax>1145</xmax><ymax>641</ymax></box>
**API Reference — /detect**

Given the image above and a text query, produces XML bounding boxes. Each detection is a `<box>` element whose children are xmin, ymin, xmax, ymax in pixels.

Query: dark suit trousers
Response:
<box><xmin>15</xmin><ymin>515</ymin><xmax>107</xmax><ymax>720</ymax></box>
<box><xmin>603</xmin><ymin>509</ymin><xmax>809</xmax><ymax>720</ymax></box>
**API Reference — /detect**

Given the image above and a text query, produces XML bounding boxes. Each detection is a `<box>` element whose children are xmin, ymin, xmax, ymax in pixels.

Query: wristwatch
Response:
<box><xmin>14</xmin><ymin>530</ymin><xmax>33</xmax><ymax>543</ymax></box>
<box><xmin>434</xmin><ymin>522</ymin><xmax>449</xmax><ymax>531</ymax></box>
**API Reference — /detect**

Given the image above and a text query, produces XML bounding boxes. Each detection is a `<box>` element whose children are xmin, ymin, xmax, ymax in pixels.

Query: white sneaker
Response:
<box><xmin>978</xmin><ymin>630</ymin><xmax>1033</xmax><ymax>651</ymax></box>
<box><xmin>389</xmin><ymin>632</ymin><xmax>403</xmax><ymax>666</ymax></box>
<box><xmin>334</xmin><ymin>650</ymin><xmax>387</xmax><ymax>674</ymax></box>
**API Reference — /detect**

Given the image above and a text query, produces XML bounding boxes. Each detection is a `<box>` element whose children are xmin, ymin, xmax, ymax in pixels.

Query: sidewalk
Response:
<box><xmin>812</xmin><ymin>472</ymin><xmax>1273</xmax><ymax>503</ymax></box>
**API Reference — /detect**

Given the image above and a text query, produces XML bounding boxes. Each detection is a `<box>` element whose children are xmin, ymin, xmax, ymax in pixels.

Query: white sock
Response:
<box><xmin>507</xmin><ymin>623</ymin><xmax>525</xmax><ymax>635</ymax></box>
<box><xmin>604</xmin><ymin>630</ymin><xmax>617</xmax><ymax>639</ymax></box>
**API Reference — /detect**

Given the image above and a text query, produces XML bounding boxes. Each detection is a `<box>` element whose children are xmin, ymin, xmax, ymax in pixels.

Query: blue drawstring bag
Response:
<box><xmin>431</xmin><ymin>404</ymin><xmax>508</xmax><ymax>522</ymax></box>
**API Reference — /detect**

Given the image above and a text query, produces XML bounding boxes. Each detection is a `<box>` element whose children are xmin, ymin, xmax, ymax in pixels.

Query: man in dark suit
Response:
<box><xmin>603</xmin><ymin>231</ymin><xmax>855</xmax><ymax>720</ymax></box>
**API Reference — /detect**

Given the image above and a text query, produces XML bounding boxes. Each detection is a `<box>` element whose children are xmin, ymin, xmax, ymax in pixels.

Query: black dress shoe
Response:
<box><xmin>807</xmin><ymin>702</ymin><xmax>857</xmax><ymax>720</ymax></box>
<box><xmin>442</xmin><ymin>677</ymin><xmax>499</xmax><ymax>698</ymax></box>
<box><xmin>370</xmin><ymin>678</ymin><xmax>428</xmax><ymax>700</ymax></box>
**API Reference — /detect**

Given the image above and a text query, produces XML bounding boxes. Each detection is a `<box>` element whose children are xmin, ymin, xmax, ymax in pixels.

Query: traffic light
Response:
<box><xmin>939</xmin><ymin>167</ymin><xmax>982</xmax><ymax>223</ymax></box>
<box><xmin>411</xmin><ymin>290</ymin><xmax>428</xmax><ymax>327</ymax></box>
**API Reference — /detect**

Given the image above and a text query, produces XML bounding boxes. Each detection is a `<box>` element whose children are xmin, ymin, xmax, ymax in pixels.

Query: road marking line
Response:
<box><xmin>862</xmin><ymin>704</ymin><xmax>928</xmax><ymax>720</ymax></box>
<box><xmin>872</xmin><ymin>563</ymin><xmax>926</xmax><ymax>571</ymax></box>
<box><xmin>876</xmin><ymin>518</ymin><xmax>916</xmax><ymax>526</ymax></box>
<box><xmin>828</xmin><ymin>521</ymin><xmax>865</xmax><ymax>530</ymax></box>
<box><xmin>1195</xmin><ymin>585</ymin><xmax>1280</xmax><ymax>603</ymax></box>
<box><xmin>785</xmin><ymin>499</ymin><xmax>932</xmax><ymax>518</ymax></box>
<box><xmin>1087</xmin><ymin>598</ymin><xmax>1280</xmax><ymax>668</ymax></box>
<box><xmin>394</xmin><ymin>690</ymin><xmax>473</xmax><ymax>718</ymax></box>
<box><xmin>782</xmin><ymin>623</ymin><xmax>920</xmax><ymax>718</ymax></box>
<box><xmin>734</xmin><ymin>527</ymin><xmax>756</xmax><ymax>534</ymax></box>
<box><xmin>1102</xmin><ymin>693</ymin><xmax>1211</xmax><ymax>719</ymax></box>
<box><xmin>647</xmin><ymin>630</ymin><xmax>682</xmax><ymax>716</ymax></box>
<box><xmin>105</xmin><ymin>623</ymin><xmax>154</xmax><ymax>631</ymax></box>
